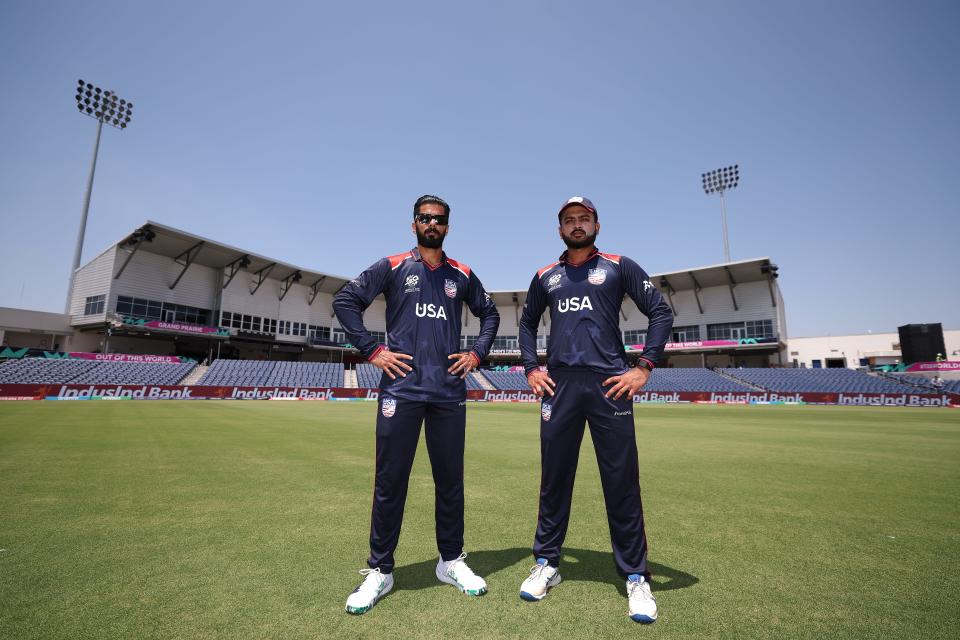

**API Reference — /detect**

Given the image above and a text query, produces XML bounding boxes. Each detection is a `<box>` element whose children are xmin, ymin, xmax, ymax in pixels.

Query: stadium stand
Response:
<box><xmin>720</xmin><ymin>368</ymin><xmax>920</xmax><ymax>393</ymax></box>
<box><xmin>338</xmin><ymin>363</ymin><xmax>488</xmax><ymax>390</ymax></box>
<box><xmin>197</xmin><ymin>360</ymin><xmax>274</xmax><ymax>386</ymax></box>
<box><xmin>465</xmin><ymin>372</ymin><xmax>486</xmax><ymax>390</ymax></box>
<box><xmin>0</xmin><ymin>358</ymin><xmax>195</xmax><ymax>385</ymax></box>
<box><xmin>355</xmin><ymin>363</ymin><xmax>382</xmax><ymax>388</ymax></box>
<box><xmin>482</xmin><ymin>371</ymin><xmax>531</xmax><ymax>390</ymax></box>
<box><xmin>481</xmin><ymin>368</ymin><xmax>758</xmax><ymax>392</ymax></box>
<box><xmin>884</xmin><ymin>373</ymin><xmax>960</xmax><ymax>395</ymax></box>
<box><xmin>197</xmin><ymin>360</ymin><xmax>344</xmax><ymax>387</ymax></box>
<box><xmin>641</xmin><ymin>368</ymin><xmax>754</xmax><ymax>392</ymax></box>
<box><xmin>4</xmin><ymin>356</ymin><xmax>951</xmax><ymax>395</ymax></box>
<box><xmin>265</xmin><ymin>362</ymin><xmax>344</xmax><ymax>387</ymax></box>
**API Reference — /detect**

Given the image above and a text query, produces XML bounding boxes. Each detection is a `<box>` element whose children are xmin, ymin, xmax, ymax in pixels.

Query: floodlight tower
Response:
<box><xmin>701</xmin><ymin>164</ymin><xmax>739</xmax><ymax>263</ymax></box>
<box><xmin>65</xmin><ymin>79</ymin><xmax>134</xmax><ymax>313</ymax></box>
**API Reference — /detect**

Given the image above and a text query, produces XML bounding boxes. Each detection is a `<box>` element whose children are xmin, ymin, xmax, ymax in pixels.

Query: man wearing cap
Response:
<box><xmin>333</xmin><ymin>194</ymin><xmax>500</xmax><ymax>614</ymax></box>
<box><xmin>516</xmin><ymin>196</ymin><xmax>673</xmax><ymax>623</ymax></box>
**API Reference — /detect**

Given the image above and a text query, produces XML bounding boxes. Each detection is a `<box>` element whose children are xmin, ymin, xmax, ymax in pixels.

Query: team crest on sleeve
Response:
<box><xmin>588</xmin><ymin>268</ymin><xmax>607</xmax><ymax>285</ymax></box>
<box><xmin>541</xmin><ymin>402</ymin><xmax>552</xmax><ymax>422</ymax></box>
<box><xmin>444</xmin><ymin>279</ymin><xmax>458</xmax><ymax>299</ymax></box>
<box><xmin>381</xmin><ymin>397</ymin><xmax>397</xmax><ymax>418</ymax></box>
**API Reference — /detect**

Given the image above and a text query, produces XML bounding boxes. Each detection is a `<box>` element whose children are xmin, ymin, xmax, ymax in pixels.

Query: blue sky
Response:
<box><xmin>1</xmin><ymin>0</ymin><xmax>957</xmax><ymax>337</ymax></box>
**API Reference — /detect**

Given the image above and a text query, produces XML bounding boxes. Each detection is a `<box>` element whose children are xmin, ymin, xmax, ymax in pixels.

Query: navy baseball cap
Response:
<box><xmin>557</xmin><ymin>196</ymin><xmax>597</xmax><ymax>220</ymax></box>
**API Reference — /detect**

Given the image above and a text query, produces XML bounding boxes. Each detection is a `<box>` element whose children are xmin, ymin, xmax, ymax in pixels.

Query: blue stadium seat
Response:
<box><xmin>196</xmin><ymin>360</ymin><xmax>344</xmax><ymax>387</ymax></box>
<box><xmin>720</xmin><ymin>368</ymin><xmax>920</xmax><ymax>393</ymax></box>
<box><xmin>0</xmin><ymin>358</ymin><xmax>196</xmax><ymax>385</ymax></box>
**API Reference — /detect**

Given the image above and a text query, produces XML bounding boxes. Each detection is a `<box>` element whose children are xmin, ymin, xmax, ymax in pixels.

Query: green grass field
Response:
<box><xmin>1</xmin><ymin>402</ymin><xmax>958</xmax><ymax>639</ymax></box>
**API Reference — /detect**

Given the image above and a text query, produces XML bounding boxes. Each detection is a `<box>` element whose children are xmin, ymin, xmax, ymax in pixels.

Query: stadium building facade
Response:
<box><xmin>43</xmin><ymin>221</ymin><xmax>789</xmax><ymax>367</ymax></box>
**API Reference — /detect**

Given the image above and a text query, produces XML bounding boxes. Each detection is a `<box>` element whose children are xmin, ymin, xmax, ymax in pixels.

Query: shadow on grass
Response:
<box><xmin>392</xmin><ymin>547</ymin><xmax>698</xmax><ymax>593</ymax></box>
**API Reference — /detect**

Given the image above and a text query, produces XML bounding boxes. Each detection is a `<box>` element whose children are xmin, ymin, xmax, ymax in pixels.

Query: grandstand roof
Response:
<box><xmin>102</xmin><ymin>222</ymin><xmax>777</xmax><ymax>299</ymax></box>
<box><xmin>111</xmin><ymin>221</ymin><xmax>354</xmax><ymax>294</ymax></box>
<box><xmin>655</xmin><ymin>257</ymin><xmax>776</xmax><ymax>292</ymax></box>
<box><xmin>488</xmin><ymin>257</ymin><xmax>776</xmax><ymax>298</ymax></box>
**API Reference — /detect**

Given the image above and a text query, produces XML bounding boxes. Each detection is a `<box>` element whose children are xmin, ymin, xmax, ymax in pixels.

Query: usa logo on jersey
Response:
<box><xmin>444</xmin><ymin>279</ymin><xmax>458</xmax><ymax>298</ymax></box>
<box><xmin>541</xmin><ymin>402</ymin><xmax>552</xmax><ymax>422</ymax></box>
<box><xmin>381</xmin><ymin>397</ymin><xmax>396</xmax><ymax>418</ymax></box>
<box><xmin>588</xmin><ymin>268</ymin><xmax>607</xmax><ymax>285</ymax></box>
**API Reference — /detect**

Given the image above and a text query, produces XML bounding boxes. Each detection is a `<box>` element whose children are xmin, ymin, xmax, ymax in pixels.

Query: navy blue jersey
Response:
<box><xmin>333</xmin><ymin>247</ymin><xmax>500</xmax><ymax>402</ymax></box>
<box><xmin>518</xmin><ymin>248</ymin><xmax>673</xmax><ymax>376</ymax></box>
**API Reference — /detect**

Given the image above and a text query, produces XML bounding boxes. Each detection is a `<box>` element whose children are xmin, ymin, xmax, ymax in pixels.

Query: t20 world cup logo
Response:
<box><xmin>381</xmin><ymin>397</ymin><xmax>397</xmax><ymax>418</ymax></box>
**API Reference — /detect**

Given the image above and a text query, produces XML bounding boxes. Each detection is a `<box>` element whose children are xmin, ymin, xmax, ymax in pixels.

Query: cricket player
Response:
<box><xmin>516</xmin><ymin>196</ymin><xmax>673</xmax><ymax>623</ymax></box>
<box><xmin>333</xmin><ymin>195</ymin><xmax>499</xmax><ymax>614</ymax></box>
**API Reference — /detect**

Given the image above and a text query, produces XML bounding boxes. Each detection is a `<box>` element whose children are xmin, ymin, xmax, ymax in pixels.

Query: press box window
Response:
<box><xmin>84</xmin><ymin>295</ymin><xmax>105</xmax><ymax>315</ymax></box>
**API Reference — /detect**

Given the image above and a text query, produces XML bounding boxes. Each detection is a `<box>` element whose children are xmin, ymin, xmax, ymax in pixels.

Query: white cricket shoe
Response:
<box><xmin>435</xmin><ymin>552</ymin><xmax>488</xmax><ymax>595</ymax></box>
<box><xmin>626</xmin><ymin>574</ymin><xmax>657</xmax><ymax>623</ymax></box>
<box><xmin>519</xmin><ymin>558</ymin><xmax>561</xmax><ymax>601</ymax></box>
<box><xmin>345</xmin><ymin>568</ymin><xmax>393</xmax><ymax>615</ymax></box>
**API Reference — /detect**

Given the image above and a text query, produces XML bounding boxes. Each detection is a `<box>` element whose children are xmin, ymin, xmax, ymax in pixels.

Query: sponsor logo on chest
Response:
<box><xmin>556</xmin><ymin>295</ymin><xmax>593</xmax><ymax>313</ymax></box>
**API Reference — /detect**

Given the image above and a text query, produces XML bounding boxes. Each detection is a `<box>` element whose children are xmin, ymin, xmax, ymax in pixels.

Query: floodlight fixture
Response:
<box><xmin>65</xmin><ymin>79</ymin><xmax>136</xmax><ymax>314</ymax></box>
<box><xmin>74</xmin><ymin>79</ymin><xmax>133</xmax><ymax>130</ymax></box>
<box><xmin>701</xmin><ymin>164</ymin><xmax>740</xmax><ymax>263</ymax></box>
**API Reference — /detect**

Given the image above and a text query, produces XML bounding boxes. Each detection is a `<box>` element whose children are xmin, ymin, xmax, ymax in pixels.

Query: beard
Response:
<box><xmin>561</xmin><ymin>229</ymin><xmax>597</xmax><ymax>249</ymax></box>
<box><xmin>416</xmin><ymin>227</ymin><xmax>446</xmax><ymax>249</ymax></box>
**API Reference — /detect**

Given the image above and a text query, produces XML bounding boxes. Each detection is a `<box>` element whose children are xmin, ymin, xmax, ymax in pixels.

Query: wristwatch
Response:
<box><xmin>634</xmin><ymin>357</ymin><xmax>655</xmax><ymax>373</ymax></box>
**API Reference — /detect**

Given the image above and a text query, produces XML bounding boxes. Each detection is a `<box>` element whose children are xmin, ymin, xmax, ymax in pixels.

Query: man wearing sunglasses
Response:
<box><xmin>333</xmin><ymin>194</ymin><xmax>499</xmax><ymax>614</ymax></box>
<box><xmin>516</xmin><ymin>196</ymin><xmax>673</xmax><ymax>623</ymax></box>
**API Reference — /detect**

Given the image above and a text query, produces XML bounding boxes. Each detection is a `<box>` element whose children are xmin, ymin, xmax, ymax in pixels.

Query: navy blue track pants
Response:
<box><xmin>367</xmin><ymin>396</ymin><xmax>466</xmax><ymax>573</ymax></box>
<box><xmin>534</xmin><ymin>369</ymin><xmax>650</xmax><ymax>580</ymax></box>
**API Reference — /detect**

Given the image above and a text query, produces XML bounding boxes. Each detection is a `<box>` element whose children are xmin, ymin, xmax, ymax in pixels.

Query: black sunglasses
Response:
<box><xmin>415</xmin><ymin>213</ymin><xmax>449</xmax><ymax>225</ymax></box>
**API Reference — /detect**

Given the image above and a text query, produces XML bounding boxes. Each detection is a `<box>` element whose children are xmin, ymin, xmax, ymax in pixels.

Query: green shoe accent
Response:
<box><xmin>345</xmin><ymin>605</ymin><xmax>370</xmax><ymax>615</ymax></box>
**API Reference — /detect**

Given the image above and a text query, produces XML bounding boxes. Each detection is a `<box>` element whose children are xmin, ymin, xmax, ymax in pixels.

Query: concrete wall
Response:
<box><xmin>788</xmin><ymin>330</ymin><xmax>960</xmax><ymax>368</ymax></box>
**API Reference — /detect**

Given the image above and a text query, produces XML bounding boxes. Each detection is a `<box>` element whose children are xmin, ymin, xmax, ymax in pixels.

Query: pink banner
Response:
<box><xmin>139</xmin><ymin>320</ymin><xmax>223</xmax><ymax>335</ymax></box>
<box><xmin>0</xmin><ymin>385</ymin><xmax>377</xmax><ymax>400</ymax></box>
<box><xmin>465</xmin><ymin>389</ymin><xmax>957</xmax><ymax>406</ymax></box>
<box><xmin>905</xmin><ymin>361</ymin><xmax>960</xmax><ymax>372</ymax></box>
<box><xmin>68</xmin><ymin>352</ymin><xmax>186</xmax><ymax>364</ymax></box>
<box><xmin>626</xmin><ymin>339</ymin><xmax>776</xmax><ymax>351</ymax></box>
<box><xmin>0</xmin><ymin>385</ymin><xmax>955</xmax><ymax>406</ymax></box>
<box><xmin>0</xmin><ymin>384</ymin><xmax>960</xmax><ymax>407</ymax></box>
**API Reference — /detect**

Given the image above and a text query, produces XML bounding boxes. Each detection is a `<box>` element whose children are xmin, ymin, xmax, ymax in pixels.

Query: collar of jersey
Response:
<box><xmin>410</xmin><ymin>246</ymin><xmax>446</xmax><ymax>271</ymax></box>
<box><xmin>559</xmin><ymin>246</ymin><xmax>599</xmax><ymax>267</ymax></box>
